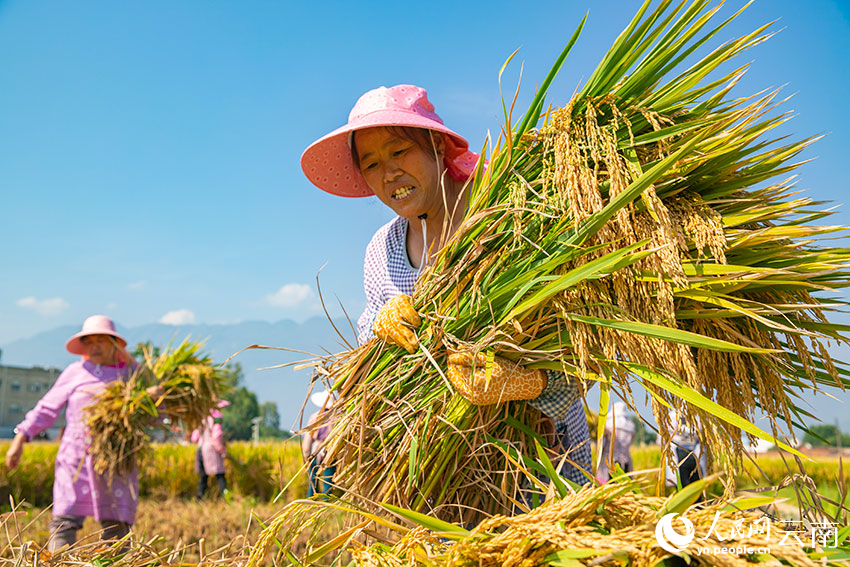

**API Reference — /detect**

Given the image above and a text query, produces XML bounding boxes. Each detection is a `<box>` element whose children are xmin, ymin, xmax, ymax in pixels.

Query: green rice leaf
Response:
<box><xmin>564</xmin><ymin>314</ymin><xmax>777</xmax><ymax>353</ymax></box>
<box><xmin>658</xmin><ymin>474</ymin><xmax>718</xmax><ymax>517</ymax></box>
<box><xmin>535</xmin><ymin>439</ymin><xmax>569</xmax><ymax>498</ymax></box>
<box><xmin>381</xmin><ymin>503</ymin><xmax>471</xmax><ymax>536</ymax></box>
<box><xmin>503</xmin><ymin>241</ymin><xmax>653</xmax><ymax>323</ymax></box>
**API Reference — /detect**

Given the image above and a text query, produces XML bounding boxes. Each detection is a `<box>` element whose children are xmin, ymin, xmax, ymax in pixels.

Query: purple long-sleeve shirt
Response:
<box><xmin>16</xmin><ymin>359</ymin><xmax>138</xmax><ymax>524</ymax></box>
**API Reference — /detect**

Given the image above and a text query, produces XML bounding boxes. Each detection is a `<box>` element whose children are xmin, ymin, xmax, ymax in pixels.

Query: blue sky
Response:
<box><xmin>2</xmin><ymin>0</ymin><xmax>849</xmax><ymax>415</ymax></box>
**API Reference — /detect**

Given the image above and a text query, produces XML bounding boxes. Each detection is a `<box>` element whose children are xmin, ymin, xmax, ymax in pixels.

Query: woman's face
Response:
<box><xmin>353</xmin><ymin>127</ymin><xmax>447</xmax><ymax>221</ymax></box>
<box><xmin>82</xmin><ymin>334</ymin><xmax>118</xmax><ymax>365</ymax></box>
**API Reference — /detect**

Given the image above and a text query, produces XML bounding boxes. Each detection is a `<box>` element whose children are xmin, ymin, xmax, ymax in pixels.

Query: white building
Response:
<box><xmin>0</xmin><ymin>362</ymin><xmax>64</xmax><ymax>439</ymax></box>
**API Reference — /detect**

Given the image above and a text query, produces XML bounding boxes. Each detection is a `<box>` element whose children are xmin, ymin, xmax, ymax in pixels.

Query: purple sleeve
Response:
<box><xmin>357</xmin><ymin>231</ymin><xmax>388</xmax><ymax>346</ymax></box>
<box><xmin>16</xmin><ymin>364</ymin><xmax>76</xmax><ymax>439</ymax></box>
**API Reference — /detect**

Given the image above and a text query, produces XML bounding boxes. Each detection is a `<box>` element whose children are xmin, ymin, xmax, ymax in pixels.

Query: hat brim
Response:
<box><xmin>301</xmin><ymin>109</ymin><xmax>469</xmax><ymax>198</ymax></box>
<box><xmin>66</xmin><ymin>331</ymin><xmax>127</xmax><ymax>356</ymax></box>
<box><xmin>309</xmin><ymin>390</ymin><xmax>331</xmax><ymax>408</ymax></box>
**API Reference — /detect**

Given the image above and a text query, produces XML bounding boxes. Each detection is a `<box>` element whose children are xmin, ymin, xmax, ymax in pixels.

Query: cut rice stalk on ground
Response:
<box><xmin>249</xmin><ymin>473</ymin><xmax>850</xmax><ymax>567</ymax></box>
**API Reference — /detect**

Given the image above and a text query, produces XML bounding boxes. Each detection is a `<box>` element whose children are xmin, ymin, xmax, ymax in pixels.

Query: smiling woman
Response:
<box><xmin>352</xmin><ymin>126</ymin><xmax>453</xmax><ymax>233</ymax></box>
<box><xmin>299</xmin><ymin>84</ymin><xmax>592</xmax><ymax>495</ymax></box>
<box><xmin>79</xmin><ymin>334</ymin><xmax>121</xmax><ymax>366</ymax></box>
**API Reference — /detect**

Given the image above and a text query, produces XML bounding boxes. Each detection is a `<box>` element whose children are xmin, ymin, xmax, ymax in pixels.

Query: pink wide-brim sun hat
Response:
<box><xmin>301</xmin><ymin>84</ymin><xmax>480</xmax><ymax>198</ymax></box>
<box><xmin>66</xmin><ymin>314</ymin><xmax>127</xmax><ymax>355</ymax></box>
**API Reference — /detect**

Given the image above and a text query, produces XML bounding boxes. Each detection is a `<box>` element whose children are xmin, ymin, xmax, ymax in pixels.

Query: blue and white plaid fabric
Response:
<box><xmin>530</xmin><ymin>370</ymin><xmax>580</xmax><ymax>419</ymax></box>
<box><xmin>554</xmin><ymin>399</ymin><xmax>592</xmax><ymax>485</ymax></box>
<box><xmin>357</xmin><ymin>215</ymin><xmax>591</xmax><ymax>486</ymax></box>
<box><xmin>357</xmin><ymin>217</ymin><xmax>418</xmax><ymax>345</ymax></box>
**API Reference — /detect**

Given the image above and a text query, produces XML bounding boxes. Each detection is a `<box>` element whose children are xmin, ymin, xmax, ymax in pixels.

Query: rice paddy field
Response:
<box><xmin>0</xmin><ymin>441</ymin><xmax>327</xmax><ymax>564</ymax></box>
<box><xmin>1</xmin><ymin>441</ymin><xmax>847</xmax><ymax>565</ymax></box>
<box><xmin>3</xmin><ymin>442</ymin><xmax>845</xmax><ymax>508</ymax></box>
<box><xmin>0</xmin><ymin>441</ymin><xmax>307</xmax><ymax>507</ymax></box>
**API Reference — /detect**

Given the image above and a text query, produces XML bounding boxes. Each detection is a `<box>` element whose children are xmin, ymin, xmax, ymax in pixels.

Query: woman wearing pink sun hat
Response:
<box><xmin>4</xmin><ymin>315</ymin><xmax>160</xmax><ymax>550</ymax></box>
<box><xmin>301</xmin><ymin>85</ymin><xmax>592</xmax><ymax>487</ymax></box>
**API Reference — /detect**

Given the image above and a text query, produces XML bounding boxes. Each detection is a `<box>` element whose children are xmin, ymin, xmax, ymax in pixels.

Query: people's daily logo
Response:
<box><xmin>654</xmin><ymin>510</ymin><xmax>836</xmax><ymax>557</ymax></box>
<box><xmin>655</xmin><ymin>513</ymin><xmax>696</xmax><ymax>554</ymax></box>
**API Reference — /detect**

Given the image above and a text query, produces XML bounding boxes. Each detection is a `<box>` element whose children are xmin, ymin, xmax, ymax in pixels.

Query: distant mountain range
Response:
<box><xmin>0</xmin><ymin>318</ymin><xmax>356</xmax><ymax>430</ymax></box>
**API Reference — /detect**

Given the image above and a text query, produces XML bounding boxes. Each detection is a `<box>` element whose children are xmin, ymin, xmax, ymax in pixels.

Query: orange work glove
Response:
<box><xmin>446</xmin><ymin>352</ymin><xmax>547</xmax><ymax>405</ymax></box>
<box><xmin>372</xmin><ymin>294</ymin><xmax>422</xmax><ymax>354</ymax></box>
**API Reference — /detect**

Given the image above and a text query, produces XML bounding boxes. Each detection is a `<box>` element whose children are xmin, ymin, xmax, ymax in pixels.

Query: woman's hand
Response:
<box><xmin>446</xmin><ymin>352</ymin><xmax>547</xmax><ymax>405</ymax></box>
<box><xmin>372</xmin><ymin>295</ymin><xmax>421</xmax><ymax>353</ymax></box>
<box><xmin>4</xmin><ymin>433</ymin><xmax>26</xmax><ymax>470</ymax></box>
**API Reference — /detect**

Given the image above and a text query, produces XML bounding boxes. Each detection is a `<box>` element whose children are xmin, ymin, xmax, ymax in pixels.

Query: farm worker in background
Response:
<box><xmin>596</xmin><ymin>401</ymin><xmax>636</xmax><ymax>482</ymax></box>
<box><xmin>4</xmin><ymin>315</ymin><xmax>162</xmax><ymax>551</ymax></box>
<box><xmin>301</xmin><ymin>390</ymin><xmax>334</xmax><ymax>497</ymax></box>
<box><xmin>191</xmin><ymin>400</ymin><xmax>229</xmax><ymax>500</ymax></box>
<box><xmin>300</xmin><ymin>85</ymin><xmax>591</xmax><ymax>484</ymax></box>
<box><xmin>658</xmin><ymin>408</ymin><xmax>706</xmax><ymax>488</ymax></box>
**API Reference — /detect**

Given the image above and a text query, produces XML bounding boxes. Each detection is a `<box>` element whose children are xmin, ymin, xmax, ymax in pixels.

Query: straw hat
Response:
<box><xmin>65</xmin><ymin>315</ymin><xmax>127</xmax><ymax>355</ymax></box>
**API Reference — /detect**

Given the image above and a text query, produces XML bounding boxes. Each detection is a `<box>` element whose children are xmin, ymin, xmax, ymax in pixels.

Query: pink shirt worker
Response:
<box><xmin>4</xmin><ymin>315</ymin><xmax>160</xmax><ymax>551</ymax></box>
<box><xmin>191</xmin><ymin>400</ymin><xmax>229</xmax><ymax>499</ymax></box>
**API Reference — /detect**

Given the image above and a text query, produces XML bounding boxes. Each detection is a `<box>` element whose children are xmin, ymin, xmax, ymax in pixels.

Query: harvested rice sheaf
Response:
<box><xmin>309</xmin><ymin>0</ymin><xmax>850</xmax><ymax>525</ymax></box>
<box><xmin>348</xmin><ymin>484</ymin><xmax>826</xmax><ymax>567</ymax></box>
<box><xmin>85</xmin><ymin>338</ymin><xmax>229</xmax><ymax>479</ymax></box>
<box><xmin>250</xmin><ymin>476</ymin><xmax>849</xmax><ymax>567</ymax></box>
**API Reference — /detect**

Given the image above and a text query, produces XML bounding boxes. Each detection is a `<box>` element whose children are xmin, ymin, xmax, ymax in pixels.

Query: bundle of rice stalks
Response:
<box><xmin>250</xmin><ymin>475</ymin><xmax>850</xmax><ymax>567</ymax></box>
<box><xmin>310</xmin><ymin>0</ymin><xmax>850</xmax><ymax>524</ymax></box>
<box><xmin>85</xmin><ymin>338</ymin><xmax>229</xmax><ymax>479</ymax></box>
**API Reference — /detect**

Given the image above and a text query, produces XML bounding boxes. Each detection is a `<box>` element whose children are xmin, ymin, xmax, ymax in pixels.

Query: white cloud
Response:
<box><xmin>16</xmin><ymin>296</ymin><xmax>70</xmax><ymax>316</ymax></box>
<box><xmin>159</xmin><ymin>309</ymin><xmax>196</xmax><ymax>325</ymax></box>
<box><xmin>127</xmin><ymin>280</ymin><xmax>147</xmax><ymax>290</ymax></box>
<box><xmin>106</xmin><ymin>303</ymin><xmax>118</xmax><ymax>309</ymax></box>
<box><xmin>265</xmin><ymin>283</ymin><xmax>314</xmax><ymax>307</ymax></box>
